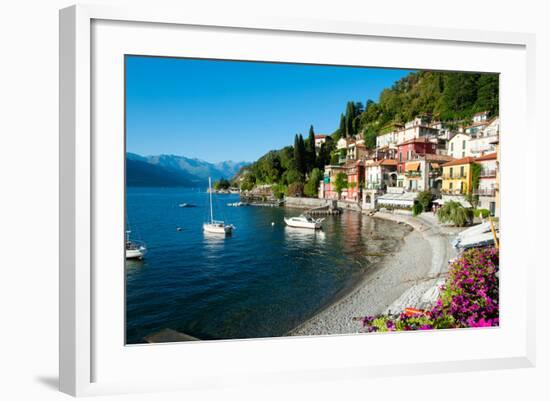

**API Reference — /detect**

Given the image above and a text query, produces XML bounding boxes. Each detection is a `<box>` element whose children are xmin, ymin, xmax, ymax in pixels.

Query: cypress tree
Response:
<box><xmin>339</xmin><ymin>114</ymin><xmax>346</xmax><ymax>138</ymax></box>
<box><xmin>345</xmin><ymin>101</ymin><xmax>355</xmax><ymax>138</ymax></box>
<box><xmin>293</xmin><ymin>134</ymin><xmax>306</xmax><ymax>177</ymax></box>
<box><xmin>307</xmin><ymin>125</ymin><xmax>316</xmax><ymax>172</ymax></box>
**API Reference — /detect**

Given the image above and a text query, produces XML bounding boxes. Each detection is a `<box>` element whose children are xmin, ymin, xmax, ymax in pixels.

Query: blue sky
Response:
<box><xmin>126</xmin><ymin>56</ymin><xmax>413</xmax><ymax>163</ymax></box>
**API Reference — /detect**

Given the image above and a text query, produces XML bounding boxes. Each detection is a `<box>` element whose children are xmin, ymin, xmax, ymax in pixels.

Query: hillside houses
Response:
<box><xmin>318</xmin><ymin>113</ymin><xmax>501</xmax><ymax>216</ymax></box>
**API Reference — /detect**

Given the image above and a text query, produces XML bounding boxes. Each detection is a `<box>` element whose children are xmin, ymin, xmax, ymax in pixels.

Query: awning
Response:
<box><xmin>430</xmin><ymin>163</ymin><xmax>440</xmax><ymax>169</ymax></box>
<box><xmin>405</xmin><ymin>162</ymin><xmax>420</xmax><ymax>171</ymax></box>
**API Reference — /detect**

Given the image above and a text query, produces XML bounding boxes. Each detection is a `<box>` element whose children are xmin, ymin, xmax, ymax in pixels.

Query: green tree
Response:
<box><xmin>214</xmin><ymin>178</ymin><xmax>231</xmax><ymax>190</ymax></box>
<box><xmin>293</xmin><ymin>134</ymin><xmax>306</xmax><ymax>177</ymax></box>
<box><xmin>475</xmin><ymin>74</ymin><xmax>499</xmax><ymax>116</ymax></box>
<box><xmin>416</xmin><ymin>190</ymin><xmax>433</xmax><ymax>211</ymax></box>
<box><xmin>306</xmin><ymin>125</ymin><xmax>316</xmax><ymax>172</ymax></box>
<box><xmin>334</xmin><ymin>172</ymin><xmax>348</xmax><ymax>199</ymax></box>
<box><xmin>304</xmin><ymin>168</ymin><xmax>323</xmax><ymax>197</ymax></box>
<box><xmin>287</xmin><ymin>181</ymin><xmax>304</xmax><ymax>197</ymax></box>
<box><xmin>466</xmin><ymin>163</ymin><xmax>482</xmax><ymax>209</ymax></box>
<box><xmin>330</xmin><ymin>151</ymin><xmax>339</xmax><ymax>165</ymax></box>
<box><xmin>338</xmin><ymin>114</ymin><xmax>346</xmax><ymax>138</ymax></box>
<box><xmin>345</xmin><ymin>101</ymin><xmax>355</xmax><ymax>138</ymax></box>
<box><xmin>437</xmin><ymin>201</ymin><xmax>473</xmax><ymax>227</ymax></box>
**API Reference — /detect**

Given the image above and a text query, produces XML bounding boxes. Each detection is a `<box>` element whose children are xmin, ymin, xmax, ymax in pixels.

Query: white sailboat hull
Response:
<box><xmin>126</xmin><ymin>246</ymin><xmax>146</xmax><ymax>259</ymax></box>
<box><xmin>203</xmin><ymin>223</ymin><xmax>233</xmax><ymax>235</ymax></box>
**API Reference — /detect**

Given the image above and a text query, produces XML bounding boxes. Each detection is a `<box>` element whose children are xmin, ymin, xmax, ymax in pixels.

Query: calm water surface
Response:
<box><xmin>126</xmin><ymin>187</ymin><xmax>409</xmax><ymax>343</ymax></box>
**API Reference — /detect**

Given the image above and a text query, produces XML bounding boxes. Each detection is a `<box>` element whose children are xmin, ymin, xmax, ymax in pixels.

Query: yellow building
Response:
<box><xmin>441</xmin><ymin>157</ymin><xmax>475</xmax><ymax>195</ymax></box>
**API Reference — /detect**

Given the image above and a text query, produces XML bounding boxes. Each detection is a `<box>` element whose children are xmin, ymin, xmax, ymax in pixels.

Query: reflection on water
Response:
<box><xmin>125</xmin><ymin>187</ymin><xmax>411</xmax><ymax>343</ymax></box>
<box><xmin>284</xmin><ymin>226</ymin><xmax>326</xmax><ymax>247</ymax></box>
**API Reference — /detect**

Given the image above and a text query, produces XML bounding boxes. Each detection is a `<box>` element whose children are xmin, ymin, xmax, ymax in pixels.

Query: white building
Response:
<box><xmin>314</xmin><ymin>134</ymin><xmax>328</xmax><ymax>148</ymax></box>
<box><xmin>448</xmin><ymin>133</ymin><xmax>471</xmax><ymax>159</ymax></box>
<box><xmin>469</xmin><ymin>117</ymin><xmax>499</xmax><ymax>156</ymax></box>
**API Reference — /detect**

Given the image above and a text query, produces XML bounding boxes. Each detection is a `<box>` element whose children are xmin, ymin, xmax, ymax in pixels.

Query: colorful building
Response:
<box><xmin>364</xmin><ymin>159</ymin><xmax>398</xmax><ymax>191</ymax></box>
<box><xmin>319</xmin><ymin>164</ymin><xmax>346</xmax><ymax>200</ymax></box>
<box><xmin>441</xmin><ymin>157</ymin><xmax>476</xmax><ymax>196</ymax></box>
<box><xmin>474</xmin><ymin>152</ymin><xmax>498</xmax><ymax>216</ymax></box>
<box><xmin>342</xmin><ymin>160</ymin><xmax>364</xmax><ymax>202</ymax></box>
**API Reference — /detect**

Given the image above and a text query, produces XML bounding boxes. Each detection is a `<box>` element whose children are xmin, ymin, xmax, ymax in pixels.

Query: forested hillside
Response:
<box><xmin>234</xmin><ymin>71</ymin><xmax>499</xmax><ymax>197</ymax></box>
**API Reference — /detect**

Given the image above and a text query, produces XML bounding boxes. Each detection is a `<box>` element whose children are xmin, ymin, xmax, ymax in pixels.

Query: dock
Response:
<box><xmin>306</xmin><ymin>204</ymin><xmax>343</xmax><ymax>216</ymax></box>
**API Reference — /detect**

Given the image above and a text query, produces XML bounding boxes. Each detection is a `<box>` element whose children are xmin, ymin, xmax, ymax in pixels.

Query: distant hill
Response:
<box><xmin>126</xmin><ymin>153</ymin><xmax>249</xmax><ymax>187</ymax></box>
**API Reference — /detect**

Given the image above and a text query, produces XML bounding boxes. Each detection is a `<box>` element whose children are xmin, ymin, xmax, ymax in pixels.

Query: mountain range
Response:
<box><xmin>126</xmin><ymin>153</ymin><xmax>249</xmax><ymax>187</ymax></box>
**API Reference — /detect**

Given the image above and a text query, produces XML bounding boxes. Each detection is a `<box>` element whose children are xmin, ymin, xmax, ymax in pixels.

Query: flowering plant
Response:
<box><xmin>360</xmin><ymin>247</ymin><xmax>499</xmax><ymax>332</ymax></box>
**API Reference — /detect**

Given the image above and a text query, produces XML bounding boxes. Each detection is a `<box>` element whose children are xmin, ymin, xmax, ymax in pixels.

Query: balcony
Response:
<box><xmin>365</xmin><ymin>182</ymin><xmax>382</xmax><ymax>190</ymax></box>
<box><xmin>480</xmin><ymin>169</ymin><xmax>497</xmax><ymax>177</ymax></box>
<box><xmin>442</xmin><ymin>174</ymin><xmax>467</xmax><ymax>180</ymax></box>
<box><xmin>441</xmin><ymin>188</ymin><xmax>466</xmax><ymax>195</ymax></box>
<box><xmin>475</xmin><ymin>188</ymin><xmax>496</xmax><ymax>197</ymax></box>
<box><xmin>405</xmin><ymin>171</ymin><xmax>421</xmax><ymax>178</ymax></box>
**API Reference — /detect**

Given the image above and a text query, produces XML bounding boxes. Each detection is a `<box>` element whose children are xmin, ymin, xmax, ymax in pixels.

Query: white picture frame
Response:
<box><xmin>59</xmin><ymin>4</ymin><xmax>536</xmax><ymax>397</ymax></box>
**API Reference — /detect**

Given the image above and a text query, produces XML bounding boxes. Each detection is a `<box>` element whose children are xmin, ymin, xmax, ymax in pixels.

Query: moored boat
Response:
<box><xmin>284</xmin><ymin>214</ymin><xmax>324</xmax><ymax>229</ymax></box>
<box><xmin>203</xmin><ymin>177</ymin><xmax>233</xmax><ymax>236</ymax></box>
<box><xmin>125</xmin><ymin>230</ymin><xmax>147</xmax><ymax>259</ymax></box>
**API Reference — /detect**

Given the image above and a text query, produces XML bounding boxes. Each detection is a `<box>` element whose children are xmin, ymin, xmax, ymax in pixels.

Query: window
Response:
<box><xmin>450</xmin><ymin>167</ymin><xmax>453</xmax><ymax>178</ymax></box>
<box><xmin>450</xmin><ymin>143</ymin><xmax>454</xmax><ymax>152</ymax></box>
<box><xmin>449</xmin><ymin>182</ymin><xmax>453</xmax><ymax>190</ymax></box>
<box><xmin>462</xmin><ymin>140</ymin><xmax>466</xmax><ymax>149</ymax></box>
<box><xmin>460</xmin><ymin>166</ymin><xmax>465</xmax><ymax>177</ymax></box>
<box><xmin>462</xmin><ymin>151</ymin><xmax>465</xmax><ymax>158</ymax></box>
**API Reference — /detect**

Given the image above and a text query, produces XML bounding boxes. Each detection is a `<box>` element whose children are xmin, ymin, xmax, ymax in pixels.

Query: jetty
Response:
<box><xmin>306</xmin><ymin>203</ymin><xmax>342</xmax><ymax>216</ymax></box>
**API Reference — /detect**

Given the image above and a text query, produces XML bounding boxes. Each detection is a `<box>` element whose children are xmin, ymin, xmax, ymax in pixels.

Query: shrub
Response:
<box><xmin>272</xmin><ymin>183</ymin><xmax>287</xmax><ymax>200</ymax></box>
<box><xmin>360</xmin><ymin>247</ymin><xmax>499</xmax><ymax>332</ymax></box>
<box><xmin>416</xmin><ymin>191</ymin><xmax>433</xmax><ymax>211</ymax></box>
<box><xmin>437</xmin><ymin>201</ymin><xmax>473</xmax><ymax>226</ymax></box>
<box><xmin>287</xmin><ymin>182</ymin><xmax>304</xmax><ymax>197</ymax></box>
<box><xmin>303</xmin><ymin>168</ymin><xmax>323</xmax><ymax>197</ymax></box>
<box><xmin>412</xmin><ymin>202</ymin><xmax>423</xmax><ymax>216</ymax></box>
<box><xmin>474</xmin><ymin>208</ymin><xmax>491</xmax><ymax>218</ymax></box>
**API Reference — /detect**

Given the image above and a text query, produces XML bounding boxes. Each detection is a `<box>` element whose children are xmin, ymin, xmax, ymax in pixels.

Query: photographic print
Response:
<box><xmin>125</xmin><ymin>56</ymin><xmax>499</xmax><ymax>344</ymax></box>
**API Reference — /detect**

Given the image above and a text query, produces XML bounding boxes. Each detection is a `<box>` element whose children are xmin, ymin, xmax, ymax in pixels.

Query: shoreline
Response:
<box><xmin>288</xmin><ymin>210</ymin><xmax>462</xmax><ymax>336</ymax></box>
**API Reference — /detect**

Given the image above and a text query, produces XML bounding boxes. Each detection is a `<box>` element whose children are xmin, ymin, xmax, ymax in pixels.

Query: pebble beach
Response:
<box><xmin>290</xmin><ymin>211</ymin><xmax>463</xmax><ymax>336</ymax></box>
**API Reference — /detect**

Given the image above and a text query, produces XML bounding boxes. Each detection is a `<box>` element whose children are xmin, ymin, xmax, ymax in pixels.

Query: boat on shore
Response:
<box><xmin>203</xmin><ymin>177</ymin><xmax>234</xmax><ymax>235</ymax></box>
<box><xmin>284</xmin><ymin>214</ymin><xmax>324</xmax><ymax>229</ymax></box>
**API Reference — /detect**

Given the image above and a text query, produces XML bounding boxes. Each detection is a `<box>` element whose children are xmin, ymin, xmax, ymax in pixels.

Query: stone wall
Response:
<box><xmin>284</xmin><ymin>196</ymin><xmax>331</xmax><ymax>209</ymax></box>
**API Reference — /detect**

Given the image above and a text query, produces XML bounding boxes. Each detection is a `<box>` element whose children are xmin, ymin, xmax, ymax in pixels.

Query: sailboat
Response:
<box><xmin>203</xmin><ymin>177</ymin><xmax>233</xmax><ymax>235</ymax></box>
<box><xmin>125</xmin><ymin>230</ymin><xmax>147</xmax><ymax>260</ymax></box>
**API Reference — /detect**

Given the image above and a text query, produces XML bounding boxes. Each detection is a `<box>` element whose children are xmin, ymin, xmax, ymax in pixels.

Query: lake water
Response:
<box><xmin>125</xmin><ymin>187</ymin><xmax>410</xmax><ymax>343</ymax></box>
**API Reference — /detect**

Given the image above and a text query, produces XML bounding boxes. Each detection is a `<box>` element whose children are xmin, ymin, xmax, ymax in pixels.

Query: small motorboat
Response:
<box><xmin>227</xmin><ymin>201</ymin><xmax>249</xmax><ymax>207</ymax></box>
<box><xmin>284</xmin><ymin>214</ymin><xmax>324</xmax><ymax>229</ymax></box>
<box><xmin>125</xmin><ymin>230</ymin><xmax>146</xmax><ymax>259</ymax></box>
<box><xmin>179</xmin><ymin>203</ymin><xmax>196</xmax><ymax>208</ymax></box>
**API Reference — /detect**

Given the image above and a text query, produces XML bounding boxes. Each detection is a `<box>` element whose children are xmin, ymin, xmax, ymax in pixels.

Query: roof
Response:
<box><xmin>442</xmin><ymin>157</ymin><xmax>476</xmax><ymax>167</ymax></box>
<box><xmin>464</xmin><ymin>116</ymin><xmax>498</xmax><ymax>130</ymax></box>
<box><xmin>314</xmin><ymin>134</ymin><xmax>327</xmax><ymax>139</ymax></box>
<box><xmin>398</xmin><ymin>137</ymin><xmax>436</xmax><ymax>146</ymax></box>
<box><xmin>475</xmin><ymin>152</ymin><xmax>497</xmax><ymax>162</ymax></box>
<box><xmin>378</xmin><ymin>159</ymin><xmax>398</xmax><ymax>166</ymax></box>
<box><xmin>422</xmin><ymin>153</ymin><xmax>455</xmax><ymax>163</ymax></box>
<box><xmin>364</xmin><ymin>158</ymin><xmax>398</xmax><ymax>167</ymax></box>
<box><xmin>473</xmin><ymin>111</ymin><xmax>489</xmax><ymax>116</ymax></box>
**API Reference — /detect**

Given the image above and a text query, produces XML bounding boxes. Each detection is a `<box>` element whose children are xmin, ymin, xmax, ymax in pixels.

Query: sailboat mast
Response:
<box><xmin>209</xmin><ymin>177</ymin><xmax>214</xmax><ymax>223</ymax></box>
